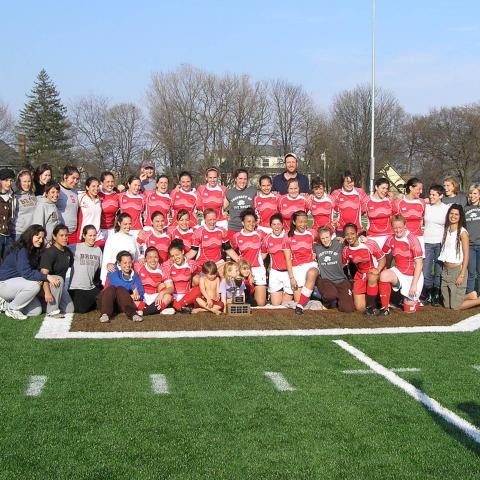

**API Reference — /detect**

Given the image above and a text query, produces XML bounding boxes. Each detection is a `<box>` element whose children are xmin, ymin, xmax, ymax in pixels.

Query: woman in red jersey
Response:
<box><xmin>197</xmin><ymin>167</ymin><xmax>228</xmax><ymax>229</ymax></box>
<box><xmin>262</xmin><ymin>213</ymin><xmax>293</xmax><ymax>306</ymax></box>
<box><xmin>143</xmin><ymin>174</ymin><xmax>172</xmax><ymax>229</ymax></box>
<box><xmin>231</xmin><ymin>208</ymin><xmax>267</xmax><ymax>306</ymax></box>
<box><xmin>254</xmin><ymin>175</ymin><xmax>279</xmax><ymax>235</ymax></box>
<box><xmin>278</xmin><ymin>178</ymin><xmax>307</xmax><ymax>230</ymax></box>
<box><xmin>170</xmin><ymin>171</ymin><xmax>199</xmax><ymax>228</ymax></box>
<box><xmin>136</xmin><ymin>211</ymin><xmax>171</xmax><ymax>264</ymax></box>
<box><xmin>119</xmin><ymin>176</ymin><xmax>144</xmax><ymax>236</ymax></box>
<box><xmin>330</xmin><ymin>171</ymin><xmax>367</xmax><ymax>235</ymax></box>
<box><xmin>307</xmin><ymin>178</ymin><xmax>334</xmax><ymax>232</ymax></box>
<box><xmin>283</xmin><ymin>211</ymin><xmax>319</xmax><ymax>314</ymax></box>
<box><xmin>98</xmin><ymin>171</ymin><xmax>120</xmax><ymax>242</ymax></box>
<box><xmin>342</xmin><ymin>223</ymin><xmax>386</xmax><ymax>315</ymax></box>
<box><xmin>393</xmin><ymin>177</ymin><xmax>425</xmax><ymax>254</ymax></box>
<box><xmin>362</xmin><ymin>177</ymin><xmax>394</xmax><ymax>249</ymax></box>
<box><xmin>169</xmin><ymin>209</ymin><xmax>194</xmax><ymax>253</ymax></box>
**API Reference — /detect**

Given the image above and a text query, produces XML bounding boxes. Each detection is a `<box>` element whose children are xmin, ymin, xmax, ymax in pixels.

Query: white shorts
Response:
<box><xmin>292</xmin><ymin>261</ymin><xmax>319</xmax><ymax>288</ymax></box>
<box><xmin>257</xmin><ymin>225</ymin><xmax>272</xmax><ymax>235</ymax></box>
<box><xmin>390</xmin><ymin>266</ymin><xmax>424</xmax><ymax>301</ymax></box>
<box><xmin>369</xmin><ymin>235</ymin><xmax>388</xmax><ymax>249</ymax></box>
<box><xmin>144</xmin><ymin>292</ymin><xmax>158</xmax><ymax>306</ymax></box>
<box><xmin>251</xmin><ymin>265</ymin><xmax>267</xmax><ymax>286</ymax></box>
<box><xmin>268</xmin><ymin>269</ymin><xmax>293</xmax><ymax>295</ymax></box>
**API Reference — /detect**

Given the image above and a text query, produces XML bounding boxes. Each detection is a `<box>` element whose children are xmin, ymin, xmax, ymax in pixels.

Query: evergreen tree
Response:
<box><xmin>19</xmin><ymin>69</ymin><xmax>71</xmax><ymax>168</ymax></box>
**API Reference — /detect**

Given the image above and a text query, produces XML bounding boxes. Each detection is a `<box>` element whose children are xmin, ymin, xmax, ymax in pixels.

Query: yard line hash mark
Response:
<box><xmin>472</xmin><ymin>365</ymin><xmax>480</xmax><ymax>372</ymax></box>
<box><xmin>264</xmin><ymin>372</ymin><xmax>296</xmax><ymax>392</ymax></box>
<box><xmin>342</xmin><ymin>368</ymin><xmax>421</xmax><ymax>375</ymax></box>
<box><xmin>334</xmin><ymin>340</ymin><xmax>480</xmax><ymax>444</ymax></box>
<box><xmin>150</xmin><ymin>374</ymin><xmax>169</xmax><ymax>395</ymax></box>
<box><xmin>25</xmin><ymin>375</ymin><xmax>47</xmax><ymax>397</ymax></box>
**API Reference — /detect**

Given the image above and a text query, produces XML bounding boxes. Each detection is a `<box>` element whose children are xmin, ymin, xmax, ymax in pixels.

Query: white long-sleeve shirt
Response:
<box><xmin>100</xmin><ymin>231</ymin><xmax>139</xmax><ymax>285</ymax></box>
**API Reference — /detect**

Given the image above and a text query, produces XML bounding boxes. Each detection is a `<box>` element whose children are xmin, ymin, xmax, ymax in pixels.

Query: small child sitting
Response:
<box><xmin>192</xmin><ymin>261</ymin><xmax>224</xmax><ymax>315</ymax></box>
<box><xmin>238</xmin><ymin>259</ymin><xmax>257</xmax><ymax>306</ymax></box>
<box><xmin>220</xmin><ymin>261</ymin><xmax>246</xmax><ymax>313</ymax></box>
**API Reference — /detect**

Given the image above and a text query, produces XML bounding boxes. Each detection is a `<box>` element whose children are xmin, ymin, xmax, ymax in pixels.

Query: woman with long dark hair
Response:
<box><xmin>68</xmin><ymin>225</ymin><xmax>102</xmax><ymax>313</ymax></box>
<box><xmin>32</xmin><ymin>181</ymin><xmax>61</xmax><ymax>243</ymax></box>
<box><xmin>283</xmin><ymin>210</ymin><xmax>319</xmax><ymax>314</ymax></box>
<box><xmin>33</xmin><ymin>163</ymin><xmax>53</xmax><ymax>197</ymax></box>
<box><xmin>0</xmin><ymin>225</ymin><xmax>61</xmax><ymax>319</ymax></box>
<box><xmin>439</xmin><ymin>204</ymin><xmax>480</xmax><ymax>310</ymax></box>
<box><xmin>77</xmin><ymin>176</ymin><xmax>102</xmax><ymax>244</ymax></box>
<box><xmin>98</xmin><ymin>171</ymin><xmax>120</xmax><ymax>242</ymax></box>
<box><xmin>58</xmin><ymin>165</ymin><xmax>80</xmax><ymax>244</ymax></box>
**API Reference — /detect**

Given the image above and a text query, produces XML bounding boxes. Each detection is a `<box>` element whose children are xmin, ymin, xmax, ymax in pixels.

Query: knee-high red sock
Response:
<box><xmin>378</xmin><ymin>282</ymin><xmax>392</xmax><ymax>309</ymax></box>
<box><xmin>297</xmin><ymin>287</ymin><xmax>313</xmax><ymax>308</ymax></box>
<box><xmin>173</xmin><ymin>286</ymin><xmax>201</xmax><ymax>311</ymax></box>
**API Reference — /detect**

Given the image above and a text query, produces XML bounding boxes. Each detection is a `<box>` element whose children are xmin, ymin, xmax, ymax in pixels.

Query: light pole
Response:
<box><xmin>321</xmin><ymin>151</ymin><xmax>326</xmax><ymax>184</ymax></box>
<box><xmin>369</xmin><ymin>0</ymin><xmax>376</xmax><ymax>194</ymax></box>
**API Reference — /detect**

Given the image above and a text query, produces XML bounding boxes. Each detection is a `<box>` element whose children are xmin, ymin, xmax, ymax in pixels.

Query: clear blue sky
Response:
<box><xmin>1</xmin><ymin>0</ymin><xmax>479</xmax><ymax>116</ymax></box>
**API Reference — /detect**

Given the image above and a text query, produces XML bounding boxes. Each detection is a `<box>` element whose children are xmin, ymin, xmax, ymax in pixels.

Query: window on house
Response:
<box><xmin>262</xmin><ymin>158</ymin><xmax>270</xmax><ymax>168</ymax></box>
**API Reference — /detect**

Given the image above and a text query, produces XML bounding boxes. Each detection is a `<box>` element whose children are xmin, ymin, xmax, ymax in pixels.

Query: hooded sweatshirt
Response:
<box><xmin>13</xmin><ymin>190</ymin><xmax>37</xmax><ymax>237</ymax></box>
<box><xmin>32</xmin><ymin>196</ymin><xmax>60</xmax><ymax>241</ymax></box>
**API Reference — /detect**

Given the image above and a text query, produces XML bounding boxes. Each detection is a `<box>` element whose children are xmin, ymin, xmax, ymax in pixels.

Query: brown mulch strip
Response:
<box><xmin>70</xmin><ymin>306</ymin><xmax>480</xmax><ymax>333</ymax></box>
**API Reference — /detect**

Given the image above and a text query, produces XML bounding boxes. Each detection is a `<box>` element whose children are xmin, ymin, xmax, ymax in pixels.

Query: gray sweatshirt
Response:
<box><xmin>13</xmin><ymin>191</ymin><xmax>37</xmax><ymax>237</ymax></box>
<box><xmin>465</xmin><ymin>205</ymin><xmax>480</xmax><ymax>246</ymax></box>
<box><xmin>57</xmin><ymin>185</ymin><xmax>79</xmax><ymax>233</ymax></box>
<box><xmin>314</xmin><ymin>240</ymin><xmax>348</xmax><ymax>284</ymax></box>
<box><xmin>33</xmin><ymin>196</ymin><xmax>60</xmax><ymax>241</ymax></box>
<box><xmin>69</xmin><ymin>243</ymin><xmax>102</xmax><ymax>290</ymax></box>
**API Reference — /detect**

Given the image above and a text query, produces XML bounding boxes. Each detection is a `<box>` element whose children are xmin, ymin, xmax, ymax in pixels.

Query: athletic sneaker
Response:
<box><xmin>377</xmin><ymin>307</ymin><xmax>390</xmax><ymax>317</ymax></box>
<box><xmin>5</xmin><ymin>308</ymin><xmax>27</xmax><ymax>320</ymax></box>
<box><xmin>179</xmin><ymin>306</ymin><xmax>193</xmax><ymax>314</ymax></box>
<box><xmin>0</xmin><ymin>297</ymin><xmax>7</xmax><ymax>313</ymax></box>
<box><xmin>364</xmin><ymin>306</ymin><xmax>376</xmax><ymax>316</ymax></box>
<box><xmin>132</xmin><ymin>314</ymin><xmax>143</xmax><ymax>322</ymax></box>
<box><xmin>161</xmin><ymin>308</ymin><xmax>175</xmax><ymax>315</ymax></box>
<box><xmin>48</xmin><ymin>309</ymin><xmax>61</xmax><ymax>316</ymax></box>
<box><xmin>136</xmin><ymin>310</ymin><xmax>144</xmax><ymax>316</ymax></box>
<box><xmin>295</xmin><ymin>305</ymin><xmax>304</xmax><ymax>315</ymax></box>
<box><xmin>99</xmin><ymin>314</ymin><xmax>110</xmax><ymax>323</ymax></box>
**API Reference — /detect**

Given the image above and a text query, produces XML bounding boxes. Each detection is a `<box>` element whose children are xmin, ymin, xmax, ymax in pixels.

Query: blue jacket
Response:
<box><xmin>106</xmin><ymin>267</ymin><xmax>144</xmax><ymax>299</ymax></box>
<box><xmin>272</xmin><ymin>172</ymin><xmax>310</xmax><ymax>195</ymax></box>
<box><xmin>0</xmin><ymin>247</ymin><xmax>47</xmax><ymax>282</ymax></box>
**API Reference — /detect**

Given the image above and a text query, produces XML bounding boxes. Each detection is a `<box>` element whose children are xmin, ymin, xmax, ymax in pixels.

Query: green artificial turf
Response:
<box><xmin>0</xmin><ymin>315</ymin><xmax>479</xmax><ymax>479</ymax></box>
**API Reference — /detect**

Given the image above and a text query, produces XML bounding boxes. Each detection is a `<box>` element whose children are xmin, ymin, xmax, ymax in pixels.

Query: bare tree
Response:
<box><xmin>0</xmin><ymin>100</ymin><xmax>15</xmax><ymax>145</ymax></box>
<box><xmin>331</xmin><ymin>84</ymin><xmax>405</xmax><ymax>189</ymax></box>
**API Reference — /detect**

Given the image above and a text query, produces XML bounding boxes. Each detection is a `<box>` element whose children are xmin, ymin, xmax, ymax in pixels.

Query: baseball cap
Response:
<box><xmin>141</xmin><ymin>159</ymin><xmax>154</xmax><ymax>170</ymax></box>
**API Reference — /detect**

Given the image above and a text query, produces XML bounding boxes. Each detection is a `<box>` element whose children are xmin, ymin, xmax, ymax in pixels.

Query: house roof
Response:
<box><xmin>0</xmin><ymin>140</ymin><xmax>18</xmax><ymax>168</ymax></box>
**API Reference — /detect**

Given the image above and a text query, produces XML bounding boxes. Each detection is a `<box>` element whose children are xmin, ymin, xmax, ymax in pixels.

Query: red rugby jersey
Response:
<box><xmin>170</xmin><ymin>188</ymin><xmax>198</xmax><ymax>227</ymax></box>
<box><xmin>168</xmin><ymin>225</ymin><xmax>194</xmax><ymax>253</ymax></box>
<box><xmin>342</xmin><ymin>239</ymin><xmax>385</xmax><ymax>275</ymax></box>
<box><xmin>191</xmin><ymin>225</ymin><xmax>228</xmax><ymax>264</ymax></box>
<box><xmin>196</xmin><ymin>184</ymin><xmax>227</xmax><ymax>220</ymax></box>
<box><xmin>143</xmin><ymin>190</ymin><xmax>172</xmax><ymax>227</ymax></box>
<box><xmin>98</xmin><ymin>190</ymin><xmax>119</xmax><ymax>230</ymax></box>
<box><xmin>254</xmin><ymin>193</ymin><xmax>279</xmax><ymax>228</ymax></box>
<box><xmin>137</xmin><ymin>230</ymin><xmax>171</xmax><ymax>263</ymax></box>
<box><xmin>393</xmin><ymin>198</ymin><xmax>425</xmax><ymax>236</ymax></box>
<box><xmin>330</xmin><ymin>187</ymin><xmax>367</xmax><ymax>231</ymax></box>
<box><xmin>262</xmin><ymin>231</ymin><xmax>287</xmax><ymax>270</ymax></box>
<box><xmin>231</xmin><ymin>229</ymin><xmax>265</xmax><ymax>268</ymax></box>
<box><xmin>362</xmin><ymin>195</ymin><xmax>394</xmax><ymax>236</ymax></box>
<box><xmin>161</xmin><ymin>258</ymin><xmax>200</xmax><ymax>295</ymax></box>
<box><xmin>282</xmin><ymin>230</ymin><xmax>315</xmax><ymax>266</ymax></box>
<box><xmin>308</xmin><ymin>194</ymin><xmax>334</xmax><ymax>229</ymax></box>
<box><xmin>119</xmin><ymin>192</ymin><xmax>144</xmax><ymax>230</ymax></box>
<box><xmin>137</xmin><ymin>264</ymin><xmax>166</xmax><ymax>295</ymax></box>
<box><xmin>382</xmin><ymin>232</ymin><xmax>423</xmax><ymax>276</ymax></box>
<box><xmin>278</xmin><ymin>195</ymin><xmax>307</xmax><ymax>230</ymax></box>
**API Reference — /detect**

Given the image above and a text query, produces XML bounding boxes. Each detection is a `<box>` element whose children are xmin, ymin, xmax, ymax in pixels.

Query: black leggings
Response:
<box><xmin>69</xmin><ymin>287</ymin><xmax>100</xmax><ymax>313</ymax></box>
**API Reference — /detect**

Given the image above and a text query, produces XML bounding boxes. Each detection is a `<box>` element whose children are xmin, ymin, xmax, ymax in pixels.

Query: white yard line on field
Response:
<box><xmin>472</xmin><ymin>365</ymin><xmax>480</xmax><ymax>372</ymax></box>
<box><xmin>150</xmin><ymin>374</ymin><xmax>169</xmax><ymax>395</ymax></box>
<box><xmin>25</xmin><ymin>375</ymin><xmax>47</xmax><ymax>397</ymax></box>
<box><xmin>35</xmin><ymin>313</ymin><xmax>480</xmax><ymax>340</ymax></box>
<box><xmin>334</xmin><ymin>339</ymin><xmax>480</xmax><ymax>444</ymax></box>
<box><xmin>342</xmin><ymin>367</ymin><xmax>421</xmax><ymax>375</ymax></box>
<box><xmin>264</xmin><ymin>372</ymin><xmax>296</xmax><ymax>392</ymax></box>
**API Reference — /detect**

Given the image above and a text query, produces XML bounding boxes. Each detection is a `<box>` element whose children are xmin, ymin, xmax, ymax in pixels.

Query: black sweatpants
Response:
<box><xmin>69</xmin><ymin>287</ymin><xmax>100</xmax><ymax>314</ymax></box>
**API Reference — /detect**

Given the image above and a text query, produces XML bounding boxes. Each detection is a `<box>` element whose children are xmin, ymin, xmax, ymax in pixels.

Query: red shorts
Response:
<box><xmin>194</xmin><ymin>296</ymin><xmax>224</xmax><ymax>310</ymax></box>
<box><xmin>352</xmin><ymin>272</ymin><xmax>368</xmax><ymax>295</ymax></box>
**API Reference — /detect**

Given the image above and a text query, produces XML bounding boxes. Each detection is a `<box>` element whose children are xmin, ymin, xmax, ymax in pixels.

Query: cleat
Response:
<box><xmin>161</xmin><ymin>308</ymin><xmax>175</xmax><ymax>315</ymax></box>
<box><xmin>364</xmin><ymin>306</ymin><xmax>376</xmax><ymax>316</ymax></box>
<box><xmin>99</xmin><ymin>314</ymin><xmax>110</xmax><ymax>323</ymax></box>
<box><xmin>295</xmin><ymin>305</ymin><xmax>304</xmax><ymax>315</ymax></box>
<box><xmin>377</xmin><ymin>307</ymin><xmax>390</xmax><ymax>317</ymax></box>
<box><xmin>132</xmin><ymin>314</ymin><xmax>143</xmax><ymax>322</ymax></box>
<box><xmin>0</xmin><ymin>297</ymin><xmax>7</xmax><ymax>312</ymax></box>
<box><xmin>5</xmin><ymin>308</ymin><xmax>27</xmax><ymax>320</ymax></box>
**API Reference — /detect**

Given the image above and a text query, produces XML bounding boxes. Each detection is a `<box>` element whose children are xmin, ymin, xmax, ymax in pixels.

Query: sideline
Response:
<box><xmin>334</xmin><ymin>339</ymin><xmax>480</xmax><ymax>444</ymax></box>
<box><xmin>35</xmin><ymin>312</ymin><xmax>480</xmax><ymax>340</ymax></box>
